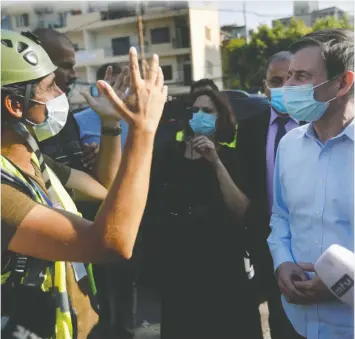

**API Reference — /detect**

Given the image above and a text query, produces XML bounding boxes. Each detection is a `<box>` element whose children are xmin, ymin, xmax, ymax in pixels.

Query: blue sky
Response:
<box><xmin>192</xmin><ymin>0</ymin><xmax>354</xmax><ymax>29</ymax></box>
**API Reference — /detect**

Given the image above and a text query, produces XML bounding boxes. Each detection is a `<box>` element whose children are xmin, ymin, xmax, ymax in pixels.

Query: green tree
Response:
<box><xmin>221</xmin><ymin>15</ymin><xmax>353</xmax><ymax>90</ymax></box>
<box><xmin>312</xmin><ymin>14</ymin><xmax>354</xmax><ymax>31</ymax></box>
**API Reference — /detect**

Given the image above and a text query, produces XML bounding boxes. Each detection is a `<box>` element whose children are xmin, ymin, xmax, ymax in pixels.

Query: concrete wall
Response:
<box><xmin>144</xmin><ymin>18</ymin><xmax>176</xmax><ymax>54</ymax></box>
<box><xmin>188</xmin><ymin>8</ymin><xmax>223</xmax><ymax>89</ymax></box>
<box><xmin>66</xmin><ymin>31</ymin><xmax>85</xmax><ymax>50</ymax></box>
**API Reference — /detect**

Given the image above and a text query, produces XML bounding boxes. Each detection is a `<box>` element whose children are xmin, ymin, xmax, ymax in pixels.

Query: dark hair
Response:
<box><xmin>190</xmin><ymin>78</ymin><xmax>219</xmax><ymax>94</ymax></box>
<box><xmin>96</xmin><ymin>63</ymin><xmax>122</xmax><ymax>81</ymax></box>
<box><xmin>183</xmin><ymin>89</ymin><xmax>236</xmax><ymax>143</ymax></box>
<box><xmin>290</xmin><ymin>29</ymin><xmax>354</xmax><ymax>79</ymax></box>
<box><xmin>1</xmin><ymin>80</ymin><xmax>40</xmax><ymax>125</ymax></box>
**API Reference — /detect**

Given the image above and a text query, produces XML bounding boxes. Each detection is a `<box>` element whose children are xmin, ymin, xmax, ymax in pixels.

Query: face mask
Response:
<box><xmin>283</xmin><ymin>80</ymin><xmax>337</xmax><ymax>122</ymax></box>
<box><xmin>189</xmin><ymin>111</ymin><xmax>216</xmax><ymax>136</ymax></box>
<box><xmin>28</xmin><ymin>93</ymin><xmax>69</xmax><ymax>141</ymax></box>
<box><xmin>268</xmin><ymin>87</ymin><xmax>287</xmax><ymax>114</ymax></box>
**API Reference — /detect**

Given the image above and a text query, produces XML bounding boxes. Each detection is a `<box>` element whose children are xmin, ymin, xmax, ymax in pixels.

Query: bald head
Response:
<box><xmin>33</xmin><ymin>28</ymin><xmax>77</xmax><ymax>94</ymax></box>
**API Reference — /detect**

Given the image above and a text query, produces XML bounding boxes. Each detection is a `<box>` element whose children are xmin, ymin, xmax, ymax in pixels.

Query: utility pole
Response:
<box><xmin>243</xmin><ymin>1</ymin><xmax>249</xmax><ymax>43</ymax></box>
<box><xmin>137</xmin><ymin>1</ymin><xmax>147</xmax><ymax>79</ymax></box>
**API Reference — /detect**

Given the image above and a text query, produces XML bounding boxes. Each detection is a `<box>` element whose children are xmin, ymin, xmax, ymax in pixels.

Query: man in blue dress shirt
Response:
<box><xmin>268</xmin><ymin>29</ymin><xmax>354</xmax><ymax>339</ymax></box>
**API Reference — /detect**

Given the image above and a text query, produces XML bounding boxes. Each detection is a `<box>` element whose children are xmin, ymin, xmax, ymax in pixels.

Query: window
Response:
<box><xmin>15</xmin><ymin>14</ymin><xmax>29</xmax><ymax>28</ymax></box>
<box><xmin>57</xmin><ymin>12</ymin><xmax>68</xmax><ymax>28</ymax></box>
<box><xmin>1</xmin><ymin>15</ymin><xmax>12</xmax><ymax>30</ymax></box>
<box><xmin>161</xmin><ymin>65</ymin><xmax>173</xmax><ymax>81</ymax></box>
<box><xmin>206</xmin><ymin>60</ymin><xmax>213</xmax><ymax>76</ymax></box>
<box><xmin>205</xmin><ymin>27</ymin><xmax>211</xmax><ymax>41</ymax></box>
<box><xmin>151</xmin><ymin>27</ymin><xmax>170</xmax><ymax>44</ymax></box>
<box><xmin>111</xmin><ymin>37</ymin><xmax>130</xmax><ymax>56</ymax></box>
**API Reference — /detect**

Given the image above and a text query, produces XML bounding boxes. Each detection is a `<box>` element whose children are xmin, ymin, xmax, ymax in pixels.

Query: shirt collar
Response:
<box><xmin>269</xmin><ymin>106</ymin><xmax>299</xmax><ymax>125</ymax></box>
<box><xmin>305</xmin><ymin>119</ymin><xmax>354</xmax><ymax>142</ymax></box>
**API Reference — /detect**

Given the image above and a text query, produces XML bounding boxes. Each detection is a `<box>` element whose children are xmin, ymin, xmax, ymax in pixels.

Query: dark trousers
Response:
<box><xmin>92</xmin><ymin>240</ymin><xmax>141</xmax><ymax>339</ymax></box>
<box><xmin>161</xmin><ymin>220</ymin><xmax>263</xmax><ymax>339</ymax></box>
<box><xmin>78</xmin><ymin>203</ymin><xmax>140</xmax><ymax>339</ymax></box>
<box><xmin>252</xmin><ymin>240</ymin><xmax>304</xmax><ymax>339</ymax></box>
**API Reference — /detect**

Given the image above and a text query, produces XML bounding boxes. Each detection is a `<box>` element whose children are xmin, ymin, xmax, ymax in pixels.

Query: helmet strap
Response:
<box><xmin>22</xmin><ymin>83</ymin><xmax>32</xmax><ymax>123</ymax></box>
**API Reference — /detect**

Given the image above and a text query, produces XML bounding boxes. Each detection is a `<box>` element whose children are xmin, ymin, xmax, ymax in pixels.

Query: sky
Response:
<box><xmin>191</xmin><ymin>0</ymin><xmax>354</xmax><ymax>29</ymax></box>
<box><xmin>2</xmin><ymin>0</ymin><xmax>354</xmax><ymax>29</ymax></box>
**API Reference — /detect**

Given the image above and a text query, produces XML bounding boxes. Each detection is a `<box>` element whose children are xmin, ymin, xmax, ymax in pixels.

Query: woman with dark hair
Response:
<box><xmin>145</xmin><ymin>90</ymin><xmax>263</xmax><ymax>339</ymax></box>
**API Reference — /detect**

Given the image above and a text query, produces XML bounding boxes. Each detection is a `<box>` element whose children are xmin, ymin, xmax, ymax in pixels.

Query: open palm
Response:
<box><xmin>81</xmin><ymin>65</ymin><xmax>130</xmax><ymax>122</ymax></box>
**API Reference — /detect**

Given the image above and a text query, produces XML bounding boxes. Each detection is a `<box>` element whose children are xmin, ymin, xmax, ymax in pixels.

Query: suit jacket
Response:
<box><xmin>237</xmin><ymin>107</ymin><xmax>307</xmax><ymax>251</ymax></box>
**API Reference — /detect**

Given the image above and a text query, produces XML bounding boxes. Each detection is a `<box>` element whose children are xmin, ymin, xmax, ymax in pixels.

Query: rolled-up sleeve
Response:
<box><xmin>267</xmin><ymin>147</ymin><xmax>295</xmax><ymax>271</ymax></box>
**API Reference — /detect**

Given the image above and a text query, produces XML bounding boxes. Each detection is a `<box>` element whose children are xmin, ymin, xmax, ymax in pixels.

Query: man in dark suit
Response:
<box><xmin>238</xmin><ymin>51</ymin><xmax>306</xmax><ymax>339</ymax></box>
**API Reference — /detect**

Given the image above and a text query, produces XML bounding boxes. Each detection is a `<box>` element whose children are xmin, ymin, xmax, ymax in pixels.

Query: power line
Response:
<box><xmin>50</xmin><ymin>5</ymin><xmax>355</xmax><ymax>33</ymax></box>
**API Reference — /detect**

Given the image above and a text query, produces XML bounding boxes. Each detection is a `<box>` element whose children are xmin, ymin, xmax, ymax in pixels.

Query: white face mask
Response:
<box><xmin>27</xmin><ymin>93</ymin><xmax>69</xmax><ymax>141</ymax></box>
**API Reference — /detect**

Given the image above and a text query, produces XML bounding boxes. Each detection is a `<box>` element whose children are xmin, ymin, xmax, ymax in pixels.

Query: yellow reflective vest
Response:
<box><xmin>1</xmin><ymin>154</ymin><xmax>96</xmax><ymax>339</ymax></box>
<box><xmin>175</xmin><ymin>128</ymin><xmax>238</xmax><ymax>149</ymax></box>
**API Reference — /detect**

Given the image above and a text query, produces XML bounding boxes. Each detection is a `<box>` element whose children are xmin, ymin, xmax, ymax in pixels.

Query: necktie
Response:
<box><xmin>274</xmin><ymin>117</ymin><xmax>290</xmax><ymax>160</ymax></box>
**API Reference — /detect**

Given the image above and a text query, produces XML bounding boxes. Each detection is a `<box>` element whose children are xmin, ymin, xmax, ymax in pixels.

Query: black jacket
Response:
<box><xmin>237</xmin><ymin>107</ymin><xmax>306</xmax><ymax>247</ymax></box>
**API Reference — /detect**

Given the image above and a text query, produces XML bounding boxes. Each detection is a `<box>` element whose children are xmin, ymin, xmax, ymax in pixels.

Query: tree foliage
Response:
<box><xmin>222</xmin><ymin>15</ymin><xmax>354</xmax><ymax>90</ymax></box>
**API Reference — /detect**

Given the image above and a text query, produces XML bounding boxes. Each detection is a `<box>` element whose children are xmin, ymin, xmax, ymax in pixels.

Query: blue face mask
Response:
<box><xmin>268</xmin><ymin>87</ymin><xmax>287</xmax><ymax>114</ymax></box>
<box><xmin>189</xmin><ymin>111</ymin><xmax>216</xmax><ymax>135</ymax></box>
<box><xmin>283</xmin><ymin>80</ymin><xmax>337</xmax><ymax>122</ymax></box>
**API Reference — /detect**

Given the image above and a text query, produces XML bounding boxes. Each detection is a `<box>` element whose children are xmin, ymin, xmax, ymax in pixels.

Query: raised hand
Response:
<box><xmin>81</xmin><ymin>65</ymin><xmax>130</xmax><ymax>123</ymax></box>
<box><xmin>96</xmin><ymin>47</ymin><xmax>167</xmax><ymax>134</ymax></box>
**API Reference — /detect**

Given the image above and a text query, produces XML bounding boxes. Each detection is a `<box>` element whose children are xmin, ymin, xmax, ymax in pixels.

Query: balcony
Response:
<box><xmin>57</xmin><ymin>8</ymin><xmax>189</xmax><ymax>33</ymax></box>
<box><xmin>75</xmin><ymin>49</ymin><xmax>105</xmax><ymax>67</ymax></box>
<box><xmin>57</xmin><ymin>11</ymin><xmax>101</xmax><ymax>33</ymax></box>
<box><xmin>75</xmin><ymin>44</ymin><xmax>190</xmax><ymax>68</ymax></box>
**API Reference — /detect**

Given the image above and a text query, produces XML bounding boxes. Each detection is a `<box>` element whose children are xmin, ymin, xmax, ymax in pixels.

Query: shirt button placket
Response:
<box><xmin>313</xmin><ymin>147</ymin><xmax>329</xmax><ymax>257</ymax></box>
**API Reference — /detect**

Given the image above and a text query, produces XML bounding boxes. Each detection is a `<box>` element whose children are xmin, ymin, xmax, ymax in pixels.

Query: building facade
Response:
<box><xmin>3</xmin><ymin>1</ymin><xmax>223</xmax><ymax>104</ymax></box>
<box><xmin>220</xmin><ymin>24</ymin><xmax>248</xmax><ymax>42</ymax></box>
<box><xmin>272</xmin><ymin>1</ymin><xmax>352</xmax><ymax>27</ymax></box>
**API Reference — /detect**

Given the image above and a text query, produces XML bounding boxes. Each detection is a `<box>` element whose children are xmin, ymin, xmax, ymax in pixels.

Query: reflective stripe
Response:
<box><xmin>176</xmin><ymin>130</ymin><xmax>184</xmax><ymax>142</ymax></box>
<box><xmin>87</xmin><ymin>264</ymin><xmax>97</xmax><ymax>296</ymax></box>
<box><xmin>41</xmin><ymin>266</ymin><xmax>54</xmax><ymax>292</ymax></box>
<box><xmin>55</xmin><ymin>309</ymin><xmax>73</xmax><ymax>339</ymax></box>
<box><xmin>1</xmin><ymin>272</ymin><xmax>11</xmax><ymax>284</ymax></box>
<box><xmin>1</xmin><ymin>155</ymin><xmax>73</xmax><ymax>339</ymax></box>
<box><xmin>54</xmin><ymin>290</ymin><xmax>70</xmax><ymax>313</ymax></box>
<box><xmin>2</xmin><ymin>153</ymin><xmax>97</xmax><ymax>339</ymax></box>
<box><xmin>175</xmin><ymin>128</ymin><xmax>238</xmax><ymax>149</ymax></box>
<box><xmin>219</xmin><ymin>132</ymin><xmax>237</xmax><ymax>148</ymax></box>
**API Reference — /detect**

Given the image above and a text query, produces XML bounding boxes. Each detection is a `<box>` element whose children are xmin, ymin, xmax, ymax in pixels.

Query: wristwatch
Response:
<box><xmin>101</xmin><ymin>122</ymin><xmax>122</xmax><ymax>136</ymax></box>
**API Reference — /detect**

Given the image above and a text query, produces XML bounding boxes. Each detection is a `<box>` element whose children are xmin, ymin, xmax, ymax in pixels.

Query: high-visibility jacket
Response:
<box><xmin>175</xmin><ymin>128</ymin><xmax>238</xmax><ymax>149</ymax></box>
<box><xmin>1</xmin><ymin>153</ymin><xmax>96</xmax><ymax>339</ymax></box>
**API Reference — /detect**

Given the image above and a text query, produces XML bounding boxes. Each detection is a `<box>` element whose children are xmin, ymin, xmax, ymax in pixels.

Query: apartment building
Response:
<box><xmin>273</xmin><ymin>1</ymin><xmax>353</xmax><ymax>27</ymax></box>
<box><xmin>220</xmin><ymin>24</ymin><xmax>248</xmax><ymax>42</ymax></box>
<box><xmin>3</xmin><ymin>1</ymin><xmax>223</xmax><ymax>105</ymax></box>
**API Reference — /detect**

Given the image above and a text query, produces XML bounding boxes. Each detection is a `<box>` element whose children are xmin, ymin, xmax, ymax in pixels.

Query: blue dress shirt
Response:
<box><xmin>267</xmin><ymin>121</ymin><xmax>354</xmax><ymax>339</ymax></box>
<box><xmin>74</xmin><ymin>108</ymin><xmax>129</xmax><ymax>148</ymax></box>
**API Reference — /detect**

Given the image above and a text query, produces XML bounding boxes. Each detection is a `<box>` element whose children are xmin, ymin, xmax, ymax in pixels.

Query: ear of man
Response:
<box><xmin>4</xmin><ymin>95</ymin><xmax>24</xmax><ymax>119</ymax></box>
